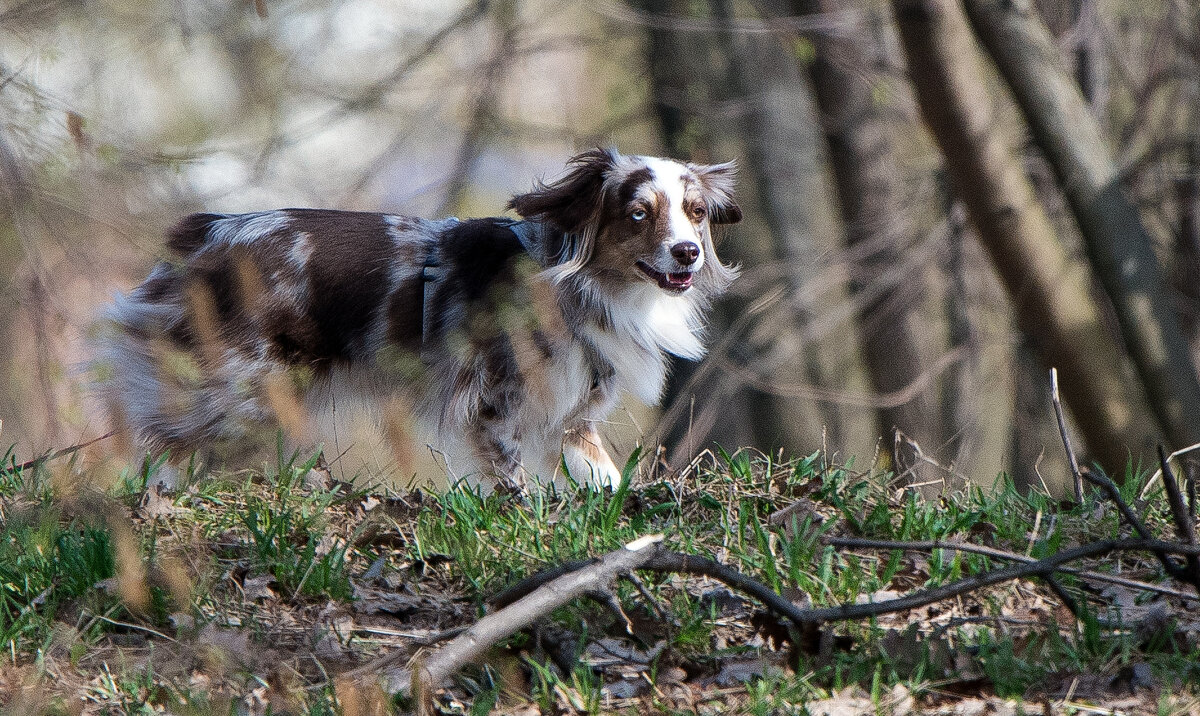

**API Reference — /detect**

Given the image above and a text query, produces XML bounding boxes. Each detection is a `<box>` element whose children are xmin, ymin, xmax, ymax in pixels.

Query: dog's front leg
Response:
<box><xmin>562</xmin><ymin>422</ymin><xmax>622</xmax><ymax>489</ymax></box>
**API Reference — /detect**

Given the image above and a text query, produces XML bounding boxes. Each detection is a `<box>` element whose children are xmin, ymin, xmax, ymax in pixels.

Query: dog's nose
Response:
<box><xmin>670</xmin><ymin>242</ymin><xmax>700</xmax><ymax>266</ymax></box>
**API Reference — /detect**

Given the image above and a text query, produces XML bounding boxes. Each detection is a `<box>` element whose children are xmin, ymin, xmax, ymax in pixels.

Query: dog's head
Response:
<box><xmin>508</xmin><ymin>149</ymin><xmax>740</xmax><ymax>297</ymax></box>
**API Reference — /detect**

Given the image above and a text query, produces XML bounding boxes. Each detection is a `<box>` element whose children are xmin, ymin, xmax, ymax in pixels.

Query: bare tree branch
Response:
<box><xmin>592</xmin><ymin>0</ymin><xmax>859</xmax><ymax>34</ymax></box>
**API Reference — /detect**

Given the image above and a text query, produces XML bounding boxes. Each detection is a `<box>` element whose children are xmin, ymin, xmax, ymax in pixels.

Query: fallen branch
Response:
<box><xmin>369</xmin><ymin>533</ymin><xmax>1200</xmax><ymax>703</ymax></box>
<box><xmin>1080</xmin><ymin>468</ymin><xmax>1190</xmax><ymax>582</ymax></box>
<box><xmin>653</xmin><ymin>539</ymin><xmax>1200</xmax><ymax>625</ymax></box>
<box><xmin>490</xmin><ymin>538</ymin><xmax>1200</xmax><ymax>637</ymax></box>
<box><xmin>488</xmin><ymin>558</ymin><xmax>593</xmax><ymax>608</ymax></box>
<box><xmin>823</xmin><ymin>536</ymin><xmax>1200</xmax><ymax>603</ymax></box>
<box><xmin>414</xmin><ymin>534</ymin><xmax>664</xmax><ymax>714</ymax></box>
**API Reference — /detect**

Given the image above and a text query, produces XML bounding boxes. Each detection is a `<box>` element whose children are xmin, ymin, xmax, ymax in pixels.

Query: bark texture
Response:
<box><xmin>789</xmin><ymin>0</ymin><xmax>942</xmax><ymax>476</ymax></box>
<box><xmin>713</xmin><ymin>0</ymin><xmax>841</xmax><ymax>453</ymax></box>
<box><xmin>891</xmin><ymin>0</ymin><xmax>1161</xmax><ymax>475</ymax></box>
<box><xmin>963</xmin><ymin>0</ymin><xmax>1200</xmax><ymax>450</ymax></box>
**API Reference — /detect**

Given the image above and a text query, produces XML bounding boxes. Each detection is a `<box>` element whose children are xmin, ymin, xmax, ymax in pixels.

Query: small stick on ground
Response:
<box><xmin>414</xmin><ymin>534</ymin><xmax>664</xmax><ymax>715</ymax></box>
<box><xmin>1049</xmin><ymin>368</ymin><xmax>1084</xmax><ymax>503</ymax></box>
<box><xmin>624</xmin><ymin>570</ymin><xmax>671</xmax><ymax>624</ymax></box>
<box><xmin>0</xmin><ymin>430</ymin><xmax>117</xmax><ymax>476</ymax></box>
<box><xmin>1186</xmin><ymin>460</ymin><xmax>1198</xmax><ymax>519</ymax></box>
<box><xmin>341</xmin><ymin>626</ymin><xmax>467</xmax><ymax>682</ymax></box>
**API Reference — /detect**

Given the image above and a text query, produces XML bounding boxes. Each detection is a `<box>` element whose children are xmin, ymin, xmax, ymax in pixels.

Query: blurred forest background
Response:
<box><xmin>1</xmin><ymin>0</ymin><xmax>1198</xmax><ymax>494</ymax></box>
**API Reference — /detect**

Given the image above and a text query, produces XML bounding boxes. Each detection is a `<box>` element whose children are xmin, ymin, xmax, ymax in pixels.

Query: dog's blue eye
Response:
<box><xmin>631</xmin><ymin>209</ymin><xmax>647</xmax><ymax>222</ymax></box>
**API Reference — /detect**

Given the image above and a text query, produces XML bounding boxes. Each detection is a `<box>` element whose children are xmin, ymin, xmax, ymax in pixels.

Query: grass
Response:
<box><xmin>0</xmin><ymin>443</ymin><xmax>1197</xmax><ymax>713</ymax></box>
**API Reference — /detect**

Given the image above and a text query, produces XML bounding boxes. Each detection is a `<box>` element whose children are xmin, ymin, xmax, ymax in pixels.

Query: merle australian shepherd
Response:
<box><xmin>97</xmin><ymin>149</ymin><xmax>741</xmax><ymax>491</ymax></box>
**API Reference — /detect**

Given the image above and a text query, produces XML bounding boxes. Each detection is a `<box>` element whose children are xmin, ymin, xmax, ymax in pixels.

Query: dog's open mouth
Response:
<box><xmin>636</xmin><ymin>261</ymin><xmax>693</xmax><ymax>292</ymax></box>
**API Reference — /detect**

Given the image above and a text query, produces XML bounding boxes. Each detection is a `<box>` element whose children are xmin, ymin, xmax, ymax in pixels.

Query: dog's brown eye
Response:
<box><xmin>692</xmin><ymin>205</ymin><xmax>707</xmax><ymax>220</ymax></box>
<box><xmin>631</xmin><ymin>209</ymin><xmax>648</xmax><ymax>222</ymax></box>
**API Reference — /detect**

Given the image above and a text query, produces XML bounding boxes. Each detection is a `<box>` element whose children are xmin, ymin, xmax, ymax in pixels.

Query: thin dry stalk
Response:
<box><xmin>1050</xmin><ymin>367</ymin><xmax>1084</xmax><ymax>503</ymax></box>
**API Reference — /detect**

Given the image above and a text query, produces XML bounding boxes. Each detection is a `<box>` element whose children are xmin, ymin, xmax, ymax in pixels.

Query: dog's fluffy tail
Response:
<box><xmin>92</xmin><ymin>260</ymin><xmax>267</xmax><ymax>459</ymax></box>
<box><xmin>166</xmin><ymin>213</ymin><xmax>226</xmax><ymax>256</ymax></box>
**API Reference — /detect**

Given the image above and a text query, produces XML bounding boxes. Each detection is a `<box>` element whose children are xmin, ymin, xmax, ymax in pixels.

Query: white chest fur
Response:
<box><xmin>586</xmin><ymin>285</ymin><xmax>705</xmax><ymax>404</ymax></box>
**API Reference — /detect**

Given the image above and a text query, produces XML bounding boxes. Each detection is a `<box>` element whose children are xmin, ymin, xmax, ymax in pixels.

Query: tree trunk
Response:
<box><xmin>1175</xmin><ymin>133</ymin><xmax>1200</xmax><ymax>352</ymax></box>
<box><xmin>890</xmin><ymin>0</ymin><xmax>1161</xmax><ymax>476</ymax></box>
<box><xmin>939</xmin><ymin>188</ymin><xmax>976</xmax><ymax>468</ymax></box>
<box><xmin>640</xmin><ymin>0</ymin><xmax>711</xmax><ymax>456</ymax></box>
<box><xmin>639</xmin><ymin>0</ymin><xmax>763</xmax><ymax>458</ymax></box>
<box><xmin>437</xmin><ymin>0</ymin><xmax>517</xmax><ymax>216</ymax></box>
<box><xmin>963</xmin><ymin>0</ymin><xmax>1200</xmax><ymax>451</ymax></box>
<box><xmin>711</xmin><ymin>0</ymin><xmax>841</xmax><ymax>455</ymax></box>
<box><xmin>1008</xmin><ymin>336</ymin><xmax>1053</xmax><ymax>493</ymax></box>
<box><xmin>788</xmin><ymin>0</ymin><xmax>943</xmax><ymax>479</ymax></box>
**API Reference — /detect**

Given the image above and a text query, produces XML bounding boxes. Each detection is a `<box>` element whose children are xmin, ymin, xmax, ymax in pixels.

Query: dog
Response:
<box><xmin>95</xmin><ymin>149</ymin><xmax>741</xmax><ymax>491</ymax></box>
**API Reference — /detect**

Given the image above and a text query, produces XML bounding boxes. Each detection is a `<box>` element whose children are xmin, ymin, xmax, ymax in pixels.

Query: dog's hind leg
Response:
<box><xmin>465</xmin><ymin>422</ymin><xmax>529</xmax><ymax>494</ymax></box>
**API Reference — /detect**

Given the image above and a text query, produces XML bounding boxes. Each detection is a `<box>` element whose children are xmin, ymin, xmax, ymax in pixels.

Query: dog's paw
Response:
<box><xmin>591</xmin><ymin>459</ymin><xmax>623</xmax><ymax>490</ymax></box>
<box><xmin>149</xmin><ymin>463</ymin><xmax>181</xmax><ymax>492</ymax></box>
<box><xmin>562</xmin><ymin>446</ymin><xmax>623</xmax><ymax>490</ymax></box>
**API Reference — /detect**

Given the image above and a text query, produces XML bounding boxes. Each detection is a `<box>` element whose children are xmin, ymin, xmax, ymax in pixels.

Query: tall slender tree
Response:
<box><xmin>786</xmin><ymin>0</ymin><xmax>943</xmax><ymax>481</ymax></box>
<box><xmin>638</xmin><ymin>0</ymin><xmax>766</xmax><ymax>458</ymax></box>
<box><xmin>711</xmin><ymin>0</ymin><xmax>842</xmax><ymax>453</ymax></box>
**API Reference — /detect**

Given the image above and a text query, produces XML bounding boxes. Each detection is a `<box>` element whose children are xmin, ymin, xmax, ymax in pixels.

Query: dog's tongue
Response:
<box><xmin>667</xmin><ymin>272</ymin><xmax>693</xmax><ymax>289</ymax></box>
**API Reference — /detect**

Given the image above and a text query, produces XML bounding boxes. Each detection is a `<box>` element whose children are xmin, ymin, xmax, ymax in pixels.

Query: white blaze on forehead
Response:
<box><xmin>640</xmin><ymin>156</ymin><xmax>687</xmax><ymax>211</ymax></box>
<box><xmin>640</xmin><ymin>157</ymin><xmax>698</xmax><ymax>239</ymax></box>
<box><xmin>639</xmin><ymin>156</ymin><xmax>704</xmax><ymax>267</ymax></box>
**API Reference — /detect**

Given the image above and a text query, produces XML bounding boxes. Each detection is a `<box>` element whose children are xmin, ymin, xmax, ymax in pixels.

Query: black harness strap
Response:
<box><xmin>419</xmin><ymin>241</ymin><xmax>443</xmax><ymax>362</ymax></box>
<box><xmin>418</xmin><ymin>218</ymin><xmax>545</xmax><ymax>359</ymax></box>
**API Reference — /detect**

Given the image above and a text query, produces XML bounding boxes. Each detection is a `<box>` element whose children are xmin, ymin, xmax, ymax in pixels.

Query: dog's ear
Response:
<box><xmin>693</xmin><ymin>160</ymin><xmax>742</xmax><ymax>225</ymax></box>
<box><xmin>508</xmin><ymin>148</ymin><xmax>616</xmax><ymax>233</ymax></box>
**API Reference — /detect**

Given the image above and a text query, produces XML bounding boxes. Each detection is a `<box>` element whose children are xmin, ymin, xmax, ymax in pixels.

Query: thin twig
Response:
<box><xmin>1049</xmin><ymin>368</ymin><xmax>1084</xmax><ymax>503</ymax></box>
<box><xmin>1138</xmin><ymin>441</ymin><xmax>1200</xmax><ymax>499</ymax></box>
<box><xmin>823</xmin><ymin>536</ymin><xmax>1199</xmax><ymax>602</ymax></box>
<box><xmin>1158</xmin><ymin>445</ymin><xmax>1200</xmax><ymax>590</ymax></box>
<box><xmin>592</xmin><ymin>0</ymin><xmax>860</xmax><ymax>34</ymax></box>
<box><xmin>1080</xmin><ymin>469</ymin><xmax>1188</xmax><ymax>580</ymax></box>
<box><xmin>340</xmin><ymin>626</ymin><xmax>468</xmax><ymax>681</ymax></box>
<box><xmin>88</xmin><ymin>613</ymin><xmax>178</xmax><ymax>643</ymax></box>
<box><xmin>1041</xmin><ymin>576</ymin><xmax>1083</xmax><ymax>619</ymax></box>
<box><xmin>0</xmin><ymin>431</ymin><xmax>116</xmax><ymax>476</ymax></box>
<box><xmin>623</xmin><ymin>571</ymin><xmax>671</xmax><ymax>624</ymax></box>
<box><xmin>1186</xmin><ymin>460</ymin><xmax>1197</xmax><ymax>519</ymax></box>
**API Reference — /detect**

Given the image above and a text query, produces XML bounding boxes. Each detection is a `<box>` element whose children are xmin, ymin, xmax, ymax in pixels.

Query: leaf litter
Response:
<box><xmin>1</xmin><ymin>450</ymin><xmax>1199</xmax><ymax>714</ymax></box>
